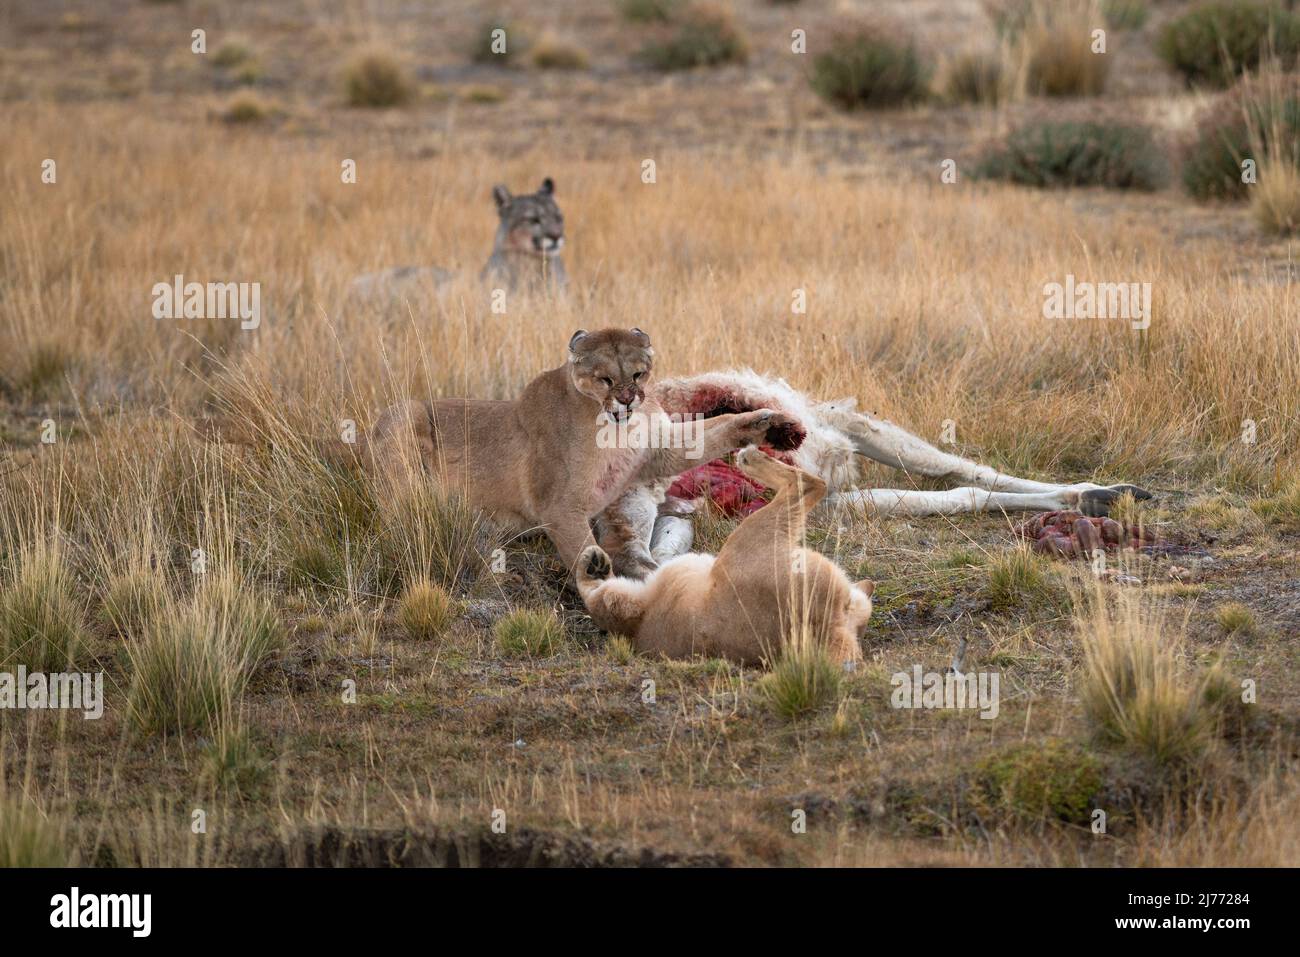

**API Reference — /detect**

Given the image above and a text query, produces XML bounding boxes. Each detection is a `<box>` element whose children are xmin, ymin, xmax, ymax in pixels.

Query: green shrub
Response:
<box><xmin>974</xmin><ymin>740</ymin><xmax>1103</xmax><ymax>823</ymax></box>
<box><xmin>1158</xmin><ymin>1</ymin><xmax>1300</xmax><ymax>88</ymax></box>
<box><xmin>639</xmin><ymin>3</ymin><xmax>749</xmax><ymax>70</ymax></box>
<box><xmin>976</xmin><ymin>120</ymin><xmax>1168</xmax><ymax>190</ymax></box>
<box><xmin>1182</xmin><ymin>75</ymin><xmax>1300</xmax><ymax>200</ymax></box>
<box><xmin>809</xmin><ymin>26</ymin><xmax>928</xmax><ymax>109</ymax></box>
<box><xmin>494</xmin><ymin>608</ymin><xmax>565</xmax><ymax>658</ymax></box>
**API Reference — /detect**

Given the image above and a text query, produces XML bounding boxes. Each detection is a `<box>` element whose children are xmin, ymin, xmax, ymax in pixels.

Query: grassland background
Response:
<box><xmin>0</xmin><ymin>0</ymin><xmax>1297</xmax><ymax>866</ymax></box>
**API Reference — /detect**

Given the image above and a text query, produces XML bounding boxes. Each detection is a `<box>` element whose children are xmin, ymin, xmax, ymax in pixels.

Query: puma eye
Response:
<box><xmin>633</xmin><ymin>372</ymin><xmax>645</xmax><ymax>381</ymax></box>
<box><xmin>600</xmin><ymin>377</ymin><xmax>613</xmax><ymax>387</ymax></box>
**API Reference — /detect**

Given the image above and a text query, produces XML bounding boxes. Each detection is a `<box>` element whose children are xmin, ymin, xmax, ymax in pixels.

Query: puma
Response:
<box><xmin>363</xmin><ymin>328</ymin><xmax>799</xmax><ymax>576</ymax></box>
<box><xmin>576</xmin><ymin>446</ymin><xmax>874</xmax><ymax>666</ymax></box>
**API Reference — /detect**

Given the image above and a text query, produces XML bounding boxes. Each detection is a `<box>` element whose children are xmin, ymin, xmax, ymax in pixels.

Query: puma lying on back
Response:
<box><xmin>364</xmin><ymin>328</ymin><xmax>797</xmax><ymax>576</ymax></box>
<box><xmin>577</xmin><ymin>447</ymin><xmax>874</xmax><ymax>666</ymax></box>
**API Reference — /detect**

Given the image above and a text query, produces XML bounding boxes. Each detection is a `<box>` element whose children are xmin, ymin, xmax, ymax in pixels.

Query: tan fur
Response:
<box><xmin>363</xmin><ymin>329</ymin><xmax>797</xmax><ymax>576</ymax></box>
<box><xmin>576</xmin><ymin>447</ymin><xmax>874</xmax><ymax>666</ymax></box>
<box><xmin>350</xmin><ymin>177</ymin><xmax>566</xmax><ymax>298</ymax></box>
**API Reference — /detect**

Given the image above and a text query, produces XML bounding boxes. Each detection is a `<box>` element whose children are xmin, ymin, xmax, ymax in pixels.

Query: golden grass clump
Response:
<box><xmin>1214</xmin><ymin>601</ymin><xmax>1257</xmax><ymax>637</ymax></box>
<box><xmin>343</xmin><ymin>48</ymin><xmax>413</xmax><ymax>107</ymax></box>
<box><xmin>396</xmin><ymin>579</ymin><xmax>459</xmax><ymax>641</ymax></box>
<box><xmin>939</xmin><ymin>47</ymin><xmax>1009</xmax><ymax>105</ymax></box>
<box><xmin>1077</xmin><ymin>590</ymin><xmax>1235</xmax><ymax>766</ymax></box>
<box><xmin>1252</xmin><ymin>161</ymin><xmax>1300</xmax><ymax>234</ymax></box>
<box><xmin>0</xmin><ymin>546</ymin><xmax>86</xmax><ymax>672</ymax></box>
<box><xmin>0</xmin><ymin>795</ymin><xmax>70</xmax><ymax>868</ymax></box>
<box><xmin>100</xmin><ymin>568</ymin><xmax>169</xmax><ymax>639</ymax></box>
<box><xmin>126</xmin><ymin>573</ymin><xmax>282</xmax><ymax>736</ymax></box>
<box><xmin>531</xmin><ymin>33</ymin><xmax>589</xmax><ymax>71</ymax></box>
<box><xmin>1019</xmin><ymin>0</ymin><xmax>1111</xmax><ymax>97</ymax></box>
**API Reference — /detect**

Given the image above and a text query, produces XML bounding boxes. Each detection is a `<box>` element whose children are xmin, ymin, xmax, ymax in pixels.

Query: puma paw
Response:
<box><xmin>579</xmin><ymin>546</ymin><xmax>613</xmax><ymax>580</ymax></box>
<box><xmin>734</xmin><ymin>410</ymin><xmax>802</xmax><ymax>449</ymax></box>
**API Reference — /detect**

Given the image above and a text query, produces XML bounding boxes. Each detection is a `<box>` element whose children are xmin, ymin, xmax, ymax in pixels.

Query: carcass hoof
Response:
<box><xmin>1078</xmin><ymin>484</ymin><xmax>1154</xmax><ymax>517</ymax></box>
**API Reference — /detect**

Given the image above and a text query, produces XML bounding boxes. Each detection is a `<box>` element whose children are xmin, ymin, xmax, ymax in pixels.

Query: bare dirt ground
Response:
<box><xmin>0</xmin><ymin>0</ymin><xmax>1298</xmax><ymax>866</ymax></box>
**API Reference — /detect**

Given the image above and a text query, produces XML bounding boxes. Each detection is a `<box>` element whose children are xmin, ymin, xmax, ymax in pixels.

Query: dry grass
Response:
<box><xmin>0</xmin><ymin>0</ymin><xmax>1297</xmax><ymax>868</ymax></box>
<box><xmin>1019</xmin><ymin>0</ymin><xmax>1111</xmax><ymax>97</ymax></box>
<box><xmin>1076</xmin><ymin>587</ymin><xmax>1233</xmax><ymax>766</ymax></box>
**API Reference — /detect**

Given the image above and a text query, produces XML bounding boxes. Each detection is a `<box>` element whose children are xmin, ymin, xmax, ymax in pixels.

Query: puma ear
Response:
<box><xmin>492</xmin><ymin>184</ymin><xmax>511</xmax><ymax>209</ymax></box>
<box><xmin>629</xmin><ymin>327</ymin><xmax>650</xmax><ymax>345</ymax></box>
<box><xmin>855</xmin><ymin>579</ymin><xmax>875</xmax><ymax>598</ymax></box>
<box><xmin>540</xmin><ymin>177</ymin><xmax>555</xmax><ymax>195</ymax></box>
<box><xmin>568</xmin><ymin>329</ymin><xmax>589</xmax><ymax>357</ymax></box>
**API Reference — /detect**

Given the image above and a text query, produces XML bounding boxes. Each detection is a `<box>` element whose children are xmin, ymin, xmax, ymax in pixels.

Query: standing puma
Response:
<box><xmin>576</xmin><ymin>446</ymin><xmax>874</xmax><ymax>666</ymax></box>
<box><xmin>364</xmin><ymin>328</ymin><xmax>797</xmax><ymax>576</ymax></box>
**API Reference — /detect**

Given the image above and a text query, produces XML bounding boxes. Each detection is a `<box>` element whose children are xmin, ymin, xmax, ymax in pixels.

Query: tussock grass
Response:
<box><xmin>531</xmin><ymin>33</ymin><xmax>589</xmax><ymax>71</ymax></box>
<box><xmin>222</xmin><ymin>91</ymin><xmax>271</xmax><ymax>124</ymax></box>
<box><xmin>605</xmin><ymin>634</ymin><xmax>637</xmax><ymax>663</ymax></box>
<box><xmin>126</xmin><ymin>574</ymin><xmax>282</xmax><ymax>736</ymax></box>
<box><xmin>373</xmin><ymin>484</ymin><xmax>494</xmax><ymax>595</ymax></box>
<box><xmin>1214</xmin><ymin>602</ymin><xmax>1257</xmax><ymax>637</ymax></box>
<box><xmin>985</xmin><ymin>547</ymin><xmax>1069</xmax><ymax>613</ymax></box>
<box><xmin>494</xmin><ymin>608</ymin><xmax>565</xmax><ymax>658</ymax></box>
<box><xmin>939</xmin><ymin>48</ymin><xmax>1009</xmax><ymax>105</ymax></box>
<box><xmin>343</xmin><ymin>48</ymin><xmax>413</xmax><ymax>107</ymax></box>
<box><xmin>200</xmin><ymin>722</ymin><xmax>268</xmax><ymax>797</ymax></box>
<box><xmin>757</xmin><ymin>642</ymin><xmax>842</xmax><ymax>719</ymax></box>
<box><xmin>0</xmin><ymin>546</ymin><xmax>85</xmax><ymax>672</ymax></box>
<box><xmin>1077</xmin><ymin>589</ymin><xmax>1234</xmax><ymax>766</ymax></box>
<box><xmin>1102</xmin><ymin>0</ymin><xmax>1148</xmax><ymax>30</ymax></box>
<box><xmin>396</xmin><ymin>579</ymin><xmax>458</xmax><ymax>641</ymax></box>
<box><xmin>1252</xmin><ymin>161</ymin><xmax>1300</xmax><ymax>233</ymax></box>
<box><xmin>100</xmin><ymin>568</ymin><xmax>168</xmax><ymax>639</ymax></box>
<box><xmin>640</xmin><ymin>3</ymin><xmax>748</xmax><ymax>71</ymax></box>
<box><xmin>1019</xmin><ymin>0</ymin><xmax>1110</xmax><ymax>97</ymax></box>
<box><xmin>809</xmin><ymin>24</ymin><xmax>927</xmax><ymax>109</ymax></box>
<box><xmin>0</xmin><ymin>795</ymin><xmax>69</xmax><ymax>867</ymax></box>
